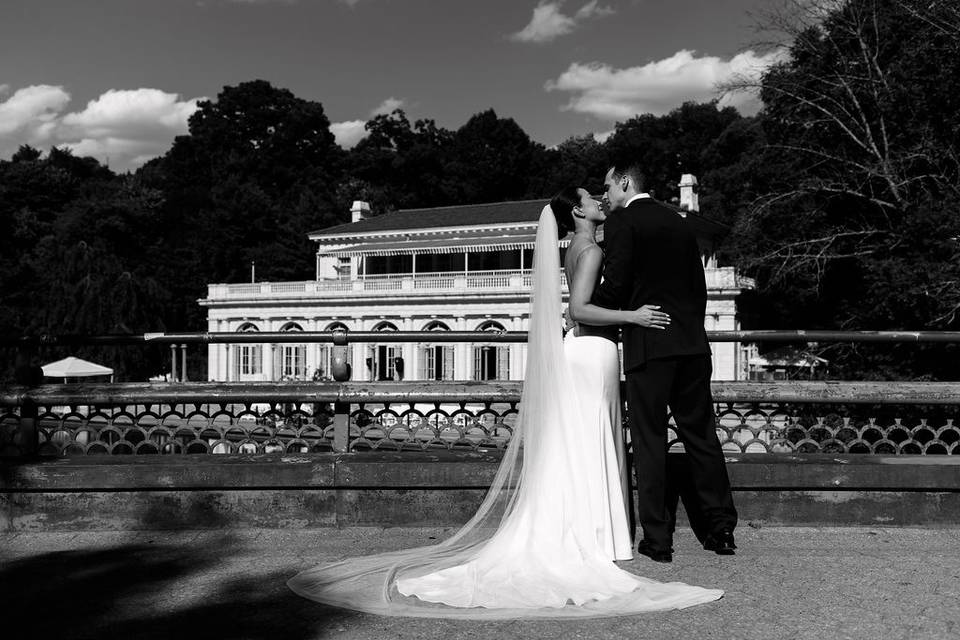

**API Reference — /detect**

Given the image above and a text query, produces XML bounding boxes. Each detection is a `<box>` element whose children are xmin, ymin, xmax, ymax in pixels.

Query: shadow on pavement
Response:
<box><xmin>0</xmin><ymin>537</ymin><xmax>346</xmax><ymax>640</ymax></box>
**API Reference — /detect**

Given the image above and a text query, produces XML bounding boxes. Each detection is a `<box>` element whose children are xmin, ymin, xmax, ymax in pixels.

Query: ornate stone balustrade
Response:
<box><xmin>201</xmin><ymin>268</ymin><xmax>748</xmax><ymax>301</ymax></box>
<box><xmin>2</xmin><ymin>381</ymin><xmax>958</xmax><ymax>457</ymax></box>
<box><xmin>205</xmin><ymin>269</ymin><xmax>558</xmax><ymax>301</ymax></box>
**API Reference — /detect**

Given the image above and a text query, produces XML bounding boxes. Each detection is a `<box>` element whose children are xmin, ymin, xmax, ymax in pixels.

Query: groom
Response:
<box><xmin>592</xmin><ymin>160</ymin><xmax>738</xmax><ymax>563</ymax></box>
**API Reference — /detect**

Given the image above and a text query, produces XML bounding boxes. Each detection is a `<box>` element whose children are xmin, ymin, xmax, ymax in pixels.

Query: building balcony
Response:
<box><xmin>203</xmin><ymin>267</ymin><xmax>752</xmax><ymax>303</ymax></box>
<box><xmin>205</xmin><ymin>270</ymin><xmax>539</xmax><ymax>302</ymax></box>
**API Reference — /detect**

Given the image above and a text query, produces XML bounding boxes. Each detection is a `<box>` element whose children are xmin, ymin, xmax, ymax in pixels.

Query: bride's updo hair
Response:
<box><xmin>550</xmin><ymin>186</ymin><xmax>580</xmax><ymax>239</ymax></box>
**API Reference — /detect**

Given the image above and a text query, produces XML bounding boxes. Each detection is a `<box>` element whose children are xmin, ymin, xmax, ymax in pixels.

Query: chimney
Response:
<box><xmin>679</xmin><ymin>174</ymin><xmax>699</xmax><ymax>214</ymax></box>
<box><xmin>351</xmin><ymin>200</ymin><xmax>370</xmax><ymax>223</ymax></box>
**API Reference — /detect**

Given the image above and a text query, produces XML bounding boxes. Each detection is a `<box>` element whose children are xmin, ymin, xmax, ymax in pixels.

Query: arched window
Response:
<box><xmin>234</xmin><ymin>323</ymin><xmax>262</xmax><ymax>380</ymax></box>
<box><xmin>369</xmin><ymin>322</ymin><xmax>401</xmax><ymax>381</ymax></box>
<box><xmin>420</xmin><ymin>321</ymin><xmax>454</xmax><ymax>381</ymax></box>
<box><xmin>474</xmin><ymin>321</ymin><xmax>509</xmax><ymax>381</ymax></box>
<box><xmin>316</xmin><ymin>322</ymin><xmax>352</xmax><ymax>381</ymax></box>
<box><xmin>279</xmin><ymin>322</ymin><xmax>307</xmax><ymax>380</ymax></box>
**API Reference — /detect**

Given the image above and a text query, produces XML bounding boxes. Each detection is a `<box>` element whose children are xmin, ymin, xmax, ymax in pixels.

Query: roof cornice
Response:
<box><xmin>310</xmin><ymin>221</ymin><xmax>539</xmax><ymax>243</ymax></box>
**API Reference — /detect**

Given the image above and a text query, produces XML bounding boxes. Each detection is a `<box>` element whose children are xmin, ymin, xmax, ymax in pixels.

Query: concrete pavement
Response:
<box><xmin>1</xmin><ymin>526</ymin><xmax>958</xmax><ymax>640</ymax></box>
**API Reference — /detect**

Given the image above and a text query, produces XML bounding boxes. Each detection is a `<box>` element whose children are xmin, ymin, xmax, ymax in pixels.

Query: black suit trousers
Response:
<box><xmin>624</xmin><ymin>354</ymin><xmax>737</xmax><ymax>548</ymax></box>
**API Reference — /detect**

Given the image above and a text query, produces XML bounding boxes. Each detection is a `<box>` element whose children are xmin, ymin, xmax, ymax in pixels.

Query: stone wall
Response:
<box><xmin>3</xmin><ymin>453</ymin><xmax>959</xmax><ymax>531</ymax></box>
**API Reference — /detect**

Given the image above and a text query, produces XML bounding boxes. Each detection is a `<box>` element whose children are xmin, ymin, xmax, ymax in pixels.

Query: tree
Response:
<box><xmin>604</xmin><ymin>102</ymin><xmax>744</xmax><ymax>202</ymax></box>
<box><xmin>143</xmin><ymin>80</ymin><xmax>346</xmax><ymax>336</ymax></box>
<box><xmin>341</xmin><ymin>110</ymin><xmax>454</xmax><ymax>212</ymax></box>
<box><xmin>340</xmin><ymin>108</ymin><xmax>558</xmax><ymax>210</ymax></box>
<box><xmin>0</xmin><ymin>147</ymin><xmax>171</xmax><ymax>379</ymax></box>
<box><xmin>445</xmin><ymin>109</ymin><xmax>551</xmax><ymax>203</ymax></box>
<box><xmin>537</xmin><ymin>134</ymin><xmax>610</xmax><ymax>197</ymax></box>
<box><xmin>725</xmin><ymin>0</ymin><xmax>960</xmax><ymax>378</ymax></box>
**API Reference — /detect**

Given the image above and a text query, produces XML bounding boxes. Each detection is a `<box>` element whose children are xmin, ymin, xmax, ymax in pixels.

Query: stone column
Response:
<box><xmin>407</xmin><ymin>318</ymin><xmax>420</xmax><ymax>381</ymax></box>
<box><xmin>208</xmin><ymin>319</ymin><xmax>219</xmax><ymax>381</ymax></box>
<box><xmin>264</xmin><ymin>343</ymin><xmax>275</xmax><ymax>382</ymax></box>
<box><xmin>509</xmin><ymin>316</ymin><xmax>524</xmax><ymax>380</ymax></box>
<box><xmin>351</xmin><ymin>318</ymin><xmax>367</xmax><ymax>381</ymax></box>
<box><xmin>454</xmin><ymin>316</ymin><xmax>470</xmax><ymax>380</ymax></box>
<box><xmin>307</xmin><ymin>318</ymin><xmax>319</xmax><ymax>380</ymax></box>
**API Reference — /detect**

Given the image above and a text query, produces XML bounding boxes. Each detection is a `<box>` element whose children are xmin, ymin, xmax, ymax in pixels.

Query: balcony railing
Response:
<box><xmin>204</xmin><ymin>268</ymin><xmax>747</xmax><ymax>301</ymax></box>
<box><xmin>204</xmin><ymin>270</ymin><xmax>545</xmax><ymax>300</ymax></box>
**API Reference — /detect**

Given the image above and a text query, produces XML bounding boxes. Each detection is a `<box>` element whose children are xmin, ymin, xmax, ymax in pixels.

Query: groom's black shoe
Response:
<box><xmin>703</xmin><ymin>529</ymin><xmax>737</xmax><ymax>555</ymax></box>
<box><xmin>636</xmin><ymin>540</ymin><xmax>673</xmax><ymax>563</ymax></box>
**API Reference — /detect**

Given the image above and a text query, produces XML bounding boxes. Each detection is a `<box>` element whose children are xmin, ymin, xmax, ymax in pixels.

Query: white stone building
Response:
<box><xmin>200</xmin><ymin>176</ymin><xmax>755</xmax><ymax>382</ymax></box>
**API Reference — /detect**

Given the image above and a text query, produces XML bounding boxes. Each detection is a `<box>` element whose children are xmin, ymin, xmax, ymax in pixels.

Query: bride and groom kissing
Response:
<box><xmin>570</xmin><ymin>160</ymin><xmax>739</xmax><ymax>564</ymax></box>
<box><xmin>288</xmin><ymin>160</ymin><xmax>738</xmax><ymax>619</ymax></box>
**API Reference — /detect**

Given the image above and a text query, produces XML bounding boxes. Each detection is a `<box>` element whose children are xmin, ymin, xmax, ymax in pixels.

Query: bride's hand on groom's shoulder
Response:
<box><xmin>628</xmin><ymin>305</ymin><xmax>671</xmax><ymax>330</ymax></box>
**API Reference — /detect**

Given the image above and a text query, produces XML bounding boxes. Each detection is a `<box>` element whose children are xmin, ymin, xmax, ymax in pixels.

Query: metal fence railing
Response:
<box><xmin>2</xmin><ymin>331</ymin><xmax>958</xmax><ymax>458</ymax></box>
<box><xmin>2</xmin><ymin>380</ymin><xmax>958</xmax><ymax>458</ymax></box>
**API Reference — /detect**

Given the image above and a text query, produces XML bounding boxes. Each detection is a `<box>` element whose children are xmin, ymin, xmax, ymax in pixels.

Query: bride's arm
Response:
<box><xmin>568</xmin><ymin>246</ymin><xmax>670</xmax><ymax>329</ymax></box>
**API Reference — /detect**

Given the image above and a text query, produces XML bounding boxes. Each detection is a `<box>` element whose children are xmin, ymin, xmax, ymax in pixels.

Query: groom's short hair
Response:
<box><xmin>610</xmin><ymin>161</ymin><xmax>646</xmax><ymax>193</ymax></box>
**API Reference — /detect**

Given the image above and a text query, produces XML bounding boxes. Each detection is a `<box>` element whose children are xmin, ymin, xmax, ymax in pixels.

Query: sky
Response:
<box><xmin>0</xmin><ymin>0</ymin><xmax>783</xmax><ymax>172</ymax></box>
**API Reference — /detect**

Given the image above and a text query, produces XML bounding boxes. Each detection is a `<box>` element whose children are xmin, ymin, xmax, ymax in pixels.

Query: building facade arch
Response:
<box><xmin>473</xmin><ymin>320</ymin><xmax>509</xmax><ymax>380</ymax></box>
<box><xmin>366</xmin><ymin>321</ymin><xmax>401</xmax><ymax>381</ymax></box>
<box><xmin>418</xmin><ymin>320</ymin><xmax>454</xmax><ymax>380</ymax></box>
<box><xmin>234</xmin><ymin>322</ymin><xmax>262</xmax><ymax>380</ymax></box>
<box><xmin>278</xmin><ymin>321</ymin><xmax>307</xmax><ymax>380</ymax></box>
<box><xmin>421</xmin><ymin>320</ymin><xmax>451</xmax><ymax>331</ymax></box>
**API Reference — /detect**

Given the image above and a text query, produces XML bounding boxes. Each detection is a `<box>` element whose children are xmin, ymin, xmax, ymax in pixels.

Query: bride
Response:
<box><xmin>287</xmin><ymin>189</ymin><xmax>723</xmax><ymax>619</ymax></box>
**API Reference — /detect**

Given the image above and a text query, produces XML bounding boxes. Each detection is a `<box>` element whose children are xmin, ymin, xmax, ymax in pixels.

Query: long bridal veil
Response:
<box><xmin>287</xmin><ymin>206</ymin><xmax>723</xmax><ymax>619</ymax></box>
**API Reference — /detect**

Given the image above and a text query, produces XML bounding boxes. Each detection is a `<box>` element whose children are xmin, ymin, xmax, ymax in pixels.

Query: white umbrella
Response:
<box><xmin>42</xmin><ymin>356</ymin><xmax>114</xmax><ymax>382</ymax></box>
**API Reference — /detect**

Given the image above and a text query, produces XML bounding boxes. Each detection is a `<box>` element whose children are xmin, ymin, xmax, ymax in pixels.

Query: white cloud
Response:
<box><xmin>574</xmin><ymin>0</ymin><xmax>614</xmax><ymax>20</ymax></box>
<box><xmin>546</xmin><ymin>49</ymin><xmax>787</xmax><ymax>120</ymax></box>
<box><xmin>592</xmin><ymin>129</ymin><xmax>614</xmax><ymax>143</ymax></box>
<box><xmin>60</xmin><ymin>89</ymin><xmax>201</xmax><ymax>140</ymax></box>
<box><xmin>370</xmin><ymin>97</ymin><xmax>404</xmax><ymax>116</ymax></box>
<box><xmin>0</xmin><ymin>85</ymin><xmax>203</xmax><ymax>172</ymax></box>
<box><xmin>329</xmin><ymin>97</ymin><xmax>408</xmax><ymax>149</ymax></box>
<box><xmin>0</xmin><ymin>85</ymin><xmax>71</xmax><ymax>139</ymax></box>
<box><xmin>330</xmin><ymin>120</ymin><xmax>367</xmax><ymax>149</ymax></box>
<box><xmin>512</xmin><ymin>0</ymin><xmax>614</xmax><ymax>44</ymax></box>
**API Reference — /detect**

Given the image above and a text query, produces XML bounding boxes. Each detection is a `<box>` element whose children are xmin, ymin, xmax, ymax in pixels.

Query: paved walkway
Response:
<box><xmin>1</xmin><ymin>526</ymin><xmax>957</xmax><ymax>640</ymax></box>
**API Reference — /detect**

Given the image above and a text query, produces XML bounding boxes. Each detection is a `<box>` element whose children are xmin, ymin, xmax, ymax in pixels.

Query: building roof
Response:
<box><xmin>309</xmin><ymin>199</ymin><xmax>549</xmax><ymax>239</ymax></box>
<box><xmin>327</xmin><ymin>236</ymin><xmax>539</xmax><ymax>257</ymax></box>
<box><xmin>309</xmin><ymin>197</ymin><xmax>729</xmax><ymax>245</ymax></box>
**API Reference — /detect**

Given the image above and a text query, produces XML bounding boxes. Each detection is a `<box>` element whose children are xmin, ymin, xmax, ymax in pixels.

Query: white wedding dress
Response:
<box><xmin>287</xmin><ymin>206</ymin><xmax>723</xmax><ymax>619</ymax></box>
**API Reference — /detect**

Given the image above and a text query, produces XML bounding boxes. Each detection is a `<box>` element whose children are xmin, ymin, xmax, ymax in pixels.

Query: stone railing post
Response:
<box><xmin>331</xmin><ymin>330</ymin><xmax>352</xmax><ymax>453</ymax></box>
<box><xmin>333</xmin><ymin>400</ymin><xmax>350</xmax><ymax>453</ymax></box>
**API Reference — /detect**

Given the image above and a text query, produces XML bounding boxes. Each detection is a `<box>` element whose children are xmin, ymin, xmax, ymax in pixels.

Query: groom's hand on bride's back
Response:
<box><xmin>628</xmin><ymin>305</ymin><xmax>671</xmax><ymax>330</ymax></box>
<box><xmin>562</xmin><ymin>306</ymin><xmax>577</xmax><ymax>335</ymax></box>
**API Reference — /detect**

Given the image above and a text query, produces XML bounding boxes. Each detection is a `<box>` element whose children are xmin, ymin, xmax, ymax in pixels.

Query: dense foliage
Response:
<box><xmin>721</xmin><ymin>0</ymin><xmax>960</xmax><ymax>378</ymax></box>
<box><xmin>2</xmin><ymin>0</ymin><xmax>958</xmax><ymax>380</ymax></box>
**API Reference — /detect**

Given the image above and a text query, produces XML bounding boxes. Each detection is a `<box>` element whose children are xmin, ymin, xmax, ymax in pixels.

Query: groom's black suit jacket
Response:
<box><xmin>592</xmin><ymin>197</ymin><xmax>710</xmax><ymax>373</ymax></box>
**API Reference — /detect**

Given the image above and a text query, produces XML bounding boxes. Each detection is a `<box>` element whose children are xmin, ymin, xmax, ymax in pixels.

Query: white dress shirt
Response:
<box><xmin>624</xmin><ymin>193</ymin><xmax>651</xmax><ymax>207</ymax></box>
